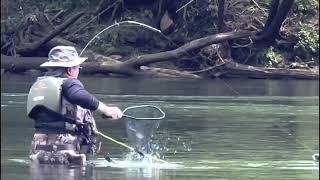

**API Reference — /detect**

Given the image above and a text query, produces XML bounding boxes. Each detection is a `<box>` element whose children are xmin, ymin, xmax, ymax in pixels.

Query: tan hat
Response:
<box><xmin>40</xmin><ymin>46</ymin><xmax>87</xmax><ymax>67</ymax></box>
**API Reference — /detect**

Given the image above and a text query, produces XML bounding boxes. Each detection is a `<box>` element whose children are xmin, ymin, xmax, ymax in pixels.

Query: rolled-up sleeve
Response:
<box><xmin>62</xmin><ymin>78</ymin><xmax>99</xmax><ymax>111</ymax></box>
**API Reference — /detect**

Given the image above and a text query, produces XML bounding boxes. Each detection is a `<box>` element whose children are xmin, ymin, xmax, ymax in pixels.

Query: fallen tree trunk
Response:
<box><xmin>1</xmin><ymin>29</ymin><xmax>318</xmax><ymax>79</ymax></box>
<box><xmin>121</xmin><ymin>30</ymin><xmax>253</xmax><ymax>68</ymax></box>
<box><xmin>1</xmin><ymin>55</ymin><xmax>47</xmax><ymax>72</ymax></box>
<box><xmin>17</xmin><ymin>12</ymin><xmax>84</xmax><ymax>54</ymax></box>
<box><xmin>202</xmin><ymin>61</ymin><xmax>319</xmax><ymax>79</ymax></box>
<box><xmin>0</xmin><ymin>54</ymin><xmax>201</xmax><ymax>78</ymax></box>
<box><xmin>2</xmin><ymin>30</ymin><xmax>252</xmax><ymax>75</ymax></box>
<box><xmin>1</xmin><ymin>54</ymin><xmax>318</xmax><ymax>79</ymax></box>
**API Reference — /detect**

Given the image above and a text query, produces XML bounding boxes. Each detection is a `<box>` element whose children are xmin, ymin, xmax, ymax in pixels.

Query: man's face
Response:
<box><xmin>68</xmin><ymin>65</ymin><xmax>81</xmax><ymax>78</ymax></box>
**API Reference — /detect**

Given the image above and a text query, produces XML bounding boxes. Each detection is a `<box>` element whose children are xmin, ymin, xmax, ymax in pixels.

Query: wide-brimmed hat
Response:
<box><xmin>40</xmin><ymin>46</ymin><xmax>87</xmax><ymax>67</ymax></box>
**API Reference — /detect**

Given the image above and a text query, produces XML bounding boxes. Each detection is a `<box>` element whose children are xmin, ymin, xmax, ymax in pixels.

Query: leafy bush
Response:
<box><xmin>295</xmin><ymin>24</ymin><xmax>319</xmax><ymax>53</ymax></box>
<box><xmin>295</xmin><ymin>0</ymin><xmax>319</xmax><ymax>13</ymax></box>
<box><xmin>255</xmin><ymin>46</ymin><xmax>283</xmax><ymax>67</ymax></box>
<box><xmin>265</xmin><ymin>46</ymin><xmax>283</xmax><ymax>67</ymax></box>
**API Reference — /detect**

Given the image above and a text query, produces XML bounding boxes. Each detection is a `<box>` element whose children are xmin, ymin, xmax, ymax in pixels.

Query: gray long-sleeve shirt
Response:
<box><xmin>62</xmin><ymin>78</ymin><xmax>99</xmax><ymax>111</ymax></box>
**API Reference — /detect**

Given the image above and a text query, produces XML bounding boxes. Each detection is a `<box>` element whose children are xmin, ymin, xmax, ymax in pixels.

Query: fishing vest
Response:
<box><xmin>27</xmin><ymin>76</ymin><xmax>90</xmax><ymax>134</ymax></box>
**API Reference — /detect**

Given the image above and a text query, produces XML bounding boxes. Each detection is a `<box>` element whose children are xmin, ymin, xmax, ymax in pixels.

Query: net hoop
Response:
<box><xmin>122</xmin><ymin>105</ymin><xmax>165</xmax><ymax>120</ymax></box>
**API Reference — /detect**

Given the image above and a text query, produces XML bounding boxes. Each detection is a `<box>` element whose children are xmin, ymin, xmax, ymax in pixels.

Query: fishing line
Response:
<box><xmin>96</xmin><ymin>129</ymin><xmax>171</xmax><ymax>164</ymax></box>
<box><xmin>80</xmin><ymin>21</ymin><xmax>161</xmax><ymax>56</ymax></box>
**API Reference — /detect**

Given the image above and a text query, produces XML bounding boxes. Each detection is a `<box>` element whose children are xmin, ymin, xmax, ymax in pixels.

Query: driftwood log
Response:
<box><xmin>2</xmin><ymin>30</ymin><xmax>248</xmax><ymax>77</ymax></box>
<box><xmin>17</xmin><ymin>12</ymin><xmax>84</xmax><ymax>54</ymax></box>
<box><xmin>1</xmin><ymin>54</ymin><xmax>318</xmax><ymax>79</ymax></box>
<box><xmin>1</xmin><ymin>12</ymin><xmax>84</xmax><ymax>56</ymax></box>
<box><xmin>203</xmin><ymin>61</ymin><xmax>319</xmax><ymax>79</ymax></box>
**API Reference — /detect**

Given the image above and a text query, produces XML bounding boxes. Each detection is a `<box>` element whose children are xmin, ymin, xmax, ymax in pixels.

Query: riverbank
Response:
<box><xmin>1</xmin><ymin>54</ymin><xmax>319</xmax><ymax>80</ymax></box>
<box><xmin>1</xmin><ymin>1</ymin><xmax>318</xmax><ymax>80</ymax></box>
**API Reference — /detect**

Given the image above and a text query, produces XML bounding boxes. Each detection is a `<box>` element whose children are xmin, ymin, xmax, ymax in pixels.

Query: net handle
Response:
<box><xmin>122</xmin><ymin>105</ymin><xmax>166</xmax><ymax>120</ymax></box>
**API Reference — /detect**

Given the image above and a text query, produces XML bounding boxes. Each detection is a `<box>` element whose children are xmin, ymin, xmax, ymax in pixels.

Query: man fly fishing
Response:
<box><xmin>27</xmin><ymin>46</ymin><xmax>123</xmax><ymax>165</ymax></box>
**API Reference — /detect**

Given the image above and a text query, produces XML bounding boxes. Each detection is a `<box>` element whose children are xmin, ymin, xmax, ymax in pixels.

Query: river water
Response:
<box><xmin>1</xmin><ymin>74</ymin><xmax>319</xmax><ymax>180</ymax></box>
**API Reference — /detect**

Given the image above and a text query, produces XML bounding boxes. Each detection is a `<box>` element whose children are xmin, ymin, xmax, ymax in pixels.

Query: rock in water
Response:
<box><xmin>312</xmin><ymin>153</ymin><xmax>319</xmax><ymax>162</ymax></box>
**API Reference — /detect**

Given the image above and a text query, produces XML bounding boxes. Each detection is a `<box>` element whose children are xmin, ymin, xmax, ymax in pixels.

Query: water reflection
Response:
<box><xmin>125</xmin><ymin>168</ymin><xmax>160</xmax><ymax>180</ymax></box>
<box><xmin>30</xmin><ymin>164</ymin><xmax>87</xmax><ymax>180</ymax></box>
<box><xmin>1</xmin><ymin>74</ymin><xmax>319</xmax><ymax>96</ymax></box>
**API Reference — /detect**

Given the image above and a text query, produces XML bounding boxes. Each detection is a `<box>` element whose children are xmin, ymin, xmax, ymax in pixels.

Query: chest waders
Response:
<box><xmin>27</xmin><ymin>76</ymin><xmax>98</xmax><ymax>156</ymax></box>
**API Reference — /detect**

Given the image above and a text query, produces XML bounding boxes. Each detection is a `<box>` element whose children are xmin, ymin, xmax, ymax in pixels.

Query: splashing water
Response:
<box><xmin>148</xmin><ymin>135</ymin><xmax>193</xmax><ymax>158</ymax></box>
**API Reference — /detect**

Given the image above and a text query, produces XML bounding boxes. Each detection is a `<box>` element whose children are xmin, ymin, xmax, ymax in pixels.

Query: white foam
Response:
<box><xmin>89</xmin><ymin>158</ymin><xmax>183</xmax><ymax>169</ymax></box>
<box><xmin>8</xmin><ymin>158</ymin><xmax>30</xmax><ymax>164</ymax></box>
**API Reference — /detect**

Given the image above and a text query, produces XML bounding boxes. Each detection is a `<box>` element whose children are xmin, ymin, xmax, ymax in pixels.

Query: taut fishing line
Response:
<box><xmin>80</xmin><ymin>21</ymin><xmax>161</xmax><ymax>56</ymax></box>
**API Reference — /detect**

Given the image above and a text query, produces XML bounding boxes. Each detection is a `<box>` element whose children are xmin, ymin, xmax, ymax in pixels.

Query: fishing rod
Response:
<box><xmin>80</xmin><ymin>21</ymin><xmax>161</xmax><ymax>56</ymax></box>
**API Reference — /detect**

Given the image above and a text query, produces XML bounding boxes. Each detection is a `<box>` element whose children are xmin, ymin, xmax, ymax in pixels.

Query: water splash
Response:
<box><xmin>91</xmin><ymin>157</ymin><xmax>182</xmax><ymax>169</ymax></box>
<box><xmin>8</xmin><ymin>158</ymin><xmax>30</xmax><ymax>165</ymax></box>
<box><xmin>149</xmin><ymin>135</ymin><xmax>193</xmax><ymax>158</ymax></box>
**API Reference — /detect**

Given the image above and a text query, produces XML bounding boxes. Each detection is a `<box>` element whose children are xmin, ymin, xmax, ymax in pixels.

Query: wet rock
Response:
<box><xmin>312</xmin><ymin>153</ymin><xmax>319</xmax><ymax>162</ymax></box>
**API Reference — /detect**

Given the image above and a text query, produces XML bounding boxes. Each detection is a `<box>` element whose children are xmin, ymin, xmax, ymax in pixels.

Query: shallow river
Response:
<box><xmin>1</xmin><ymin>74</ymin><xmax>319</xmax><ymax>180</ymax></box>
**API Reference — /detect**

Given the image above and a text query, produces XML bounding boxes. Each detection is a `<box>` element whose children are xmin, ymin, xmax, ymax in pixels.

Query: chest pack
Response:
<box><xmin>27</xmin><ymin>77</ymin><xmax>64</xmax><ymax>119</ymax></box>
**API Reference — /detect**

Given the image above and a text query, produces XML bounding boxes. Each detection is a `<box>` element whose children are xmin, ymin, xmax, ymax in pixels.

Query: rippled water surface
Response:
<box><xmin>1</xmin><ymin>74</ymin><xmax>319</xmax><ymax>180</ymax></box>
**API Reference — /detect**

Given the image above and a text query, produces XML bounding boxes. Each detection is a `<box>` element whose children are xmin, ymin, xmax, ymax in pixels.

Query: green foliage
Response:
<box><xmin>255</xmin><ymin>46</ymin><xmax>283</xmax><ymax>67</ymax></box>
<box><xmin>11</xmin><ymin>0</ymin><xmax>93</xmax><ymax>15</ymax></box>
<box><xmin>295</xmin><ymin>24</ymin><xmax>319</xmax><ymax>53</ymax></box>
<box><xmin>295</xmin><ymin>0</ymin><xmax>319</xmax><ymax>13</ymax></box>
<box><xmin>264</xmin><ymin>46</ymin><xmax>283</xmax><ymax>67</ymax></box>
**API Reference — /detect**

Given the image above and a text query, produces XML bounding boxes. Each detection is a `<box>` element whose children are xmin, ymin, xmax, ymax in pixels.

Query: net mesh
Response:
<box><xmin>123</xmin><ymin>105</ymin><xmax>164</xmax><ymax>153</ymax></box>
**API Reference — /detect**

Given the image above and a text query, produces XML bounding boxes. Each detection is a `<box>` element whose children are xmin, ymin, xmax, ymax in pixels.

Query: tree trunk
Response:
<box><xmin>217</xmin><ymin>0</ymin><xmax>225</xmax><ymax>32</ymax></box>
<box><xmin>121</xmin><ymin>30</ymin><xmax>252</xmax><ymax>68</ymax></box>
<box><xmin>0</xmin><ymin>54</ymin><xmax>201</xmax><ymax>78</ymax></box>
<box><xmin>16</xmin><ymin>12</ymin><xmax>84</xmax><ymax>54</ymax></box>
<box><xmin>255</xmin><ymin>0</ymin><xmax>295</xmax><ymax>41</ymax></box>
<box><xmin>264</xmin><ymin>0</ymin><xmax>280</xmax><ymax>29</ymax></box>
<box><xmin>207</xmin><ymin>61</ymin><xmax>319</xmax><ymax>79</ymax></box>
